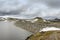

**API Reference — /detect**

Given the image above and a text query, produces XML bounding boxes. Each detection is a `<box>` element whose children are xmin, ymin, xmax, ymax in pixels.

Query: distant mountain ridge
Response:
<box><xmin>0</xmin><ymin>16</ymin><xmax>60</xmax><ymax>33</ymax></box>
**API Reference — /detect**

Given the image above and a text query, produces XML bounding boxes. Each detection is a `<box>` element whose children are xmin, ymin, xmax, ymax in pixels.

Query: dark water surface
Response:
<box><xmin>0</xmin><ymin>21</ymin><xmax>32</xmax><ymax>40</ymax></box>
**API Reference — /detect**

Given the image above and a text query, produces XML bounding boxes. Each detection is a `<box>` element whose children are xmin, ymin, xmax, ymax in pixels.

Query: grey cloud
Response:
<box><xmin>0</xmin><ymin>0</ymin><xmax>28</xmax><ymax>11</ymax></box>
<box><xmin>42</xmin><ymin>0</ymin><xmax>60</xmax><ymax>8</ymax></box>
<box><xmin>0</xmin><ymin>10</ymin><xmax>20</xmax><ymax>16</ymax></box>
<box><xmin>0</xmin><ymin>0</ymin><xmax>29</xmax><ymax>16</ymax></box>
<box><xmin>0</xmin><ymin>0</ymin><xmax>60</xmax><ymax>19</ymax></box>
<box><xmin>29</xmin><ymin>0</ymin><xmax>60</xmax><ymax>8</ymax></box>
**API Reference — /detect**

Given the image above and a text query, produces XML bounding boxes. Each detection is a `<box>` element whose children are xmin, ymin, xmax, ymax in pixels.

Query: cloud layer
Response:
<box><xmin>0</xmin><ymin>0</ymin><xmax>60</xmax><ymax>19</ymax></box>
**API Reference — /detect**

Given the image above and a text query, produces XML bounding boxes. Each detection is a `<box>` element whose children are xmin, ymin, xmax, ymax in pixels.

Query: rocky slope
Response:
<box><xmin>14</xmin><ymin>17</ymin><xmax>60</xmax><ymax>33</ymax></box>
<box><xmin>0</xmin><ymin>17</ymin><xmax>60</xmax><ymax>33</ymax></box>
<box><xmin>26</xmin><ymin>30</ymin><xmax>60</xmax><ymax>40</ymax></box>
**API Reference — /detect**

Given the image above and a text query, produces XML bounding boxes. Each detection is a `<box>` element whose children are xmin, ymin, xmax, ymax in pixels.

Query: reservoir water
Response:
<box><xmin>0</xmin><ymin>21</ymin><xmax>32</xmax><ymax>40</ymax></box>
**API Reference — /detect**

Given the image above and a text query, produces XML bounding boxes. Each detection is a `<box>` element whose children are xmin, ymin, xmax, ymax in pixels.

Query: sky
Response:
<box><xmin>0</xmin><ymin>0</ymin><xmax>60</xmax><ymax>19</ymax></box>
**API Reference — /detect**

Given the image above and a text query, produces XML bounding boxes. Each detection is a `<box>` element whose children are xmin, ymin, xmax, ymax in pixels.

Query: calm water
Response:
<box><xmin>0</xmin><ymin>21</ymin><xmax>32</xmax><ymax>40</ymax></box>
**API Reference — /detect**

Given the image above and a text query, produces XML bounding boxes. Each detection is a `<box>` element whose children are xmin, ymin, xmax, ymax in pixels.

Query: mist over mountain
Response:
<box><xmin>0</xmin><ymin>0</ymin><xmax>60</xmax><ymax>19</ymax></box>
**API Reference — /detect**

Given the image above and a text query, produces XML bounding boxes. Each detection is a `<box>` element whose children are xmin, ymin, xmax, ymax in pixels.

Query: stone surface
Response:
<box><xmin>26</xmin><ymin>30</ymin><xmax>60</xmax><ymax>40</ymax></box>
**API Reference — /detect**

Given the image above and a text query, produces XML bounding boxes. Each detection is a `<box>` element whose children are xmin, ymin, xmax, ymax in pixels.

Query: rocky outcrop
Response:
<box><xmin>0</xmin><ymin>17</ymin><xmax>60</xmax><ymax>33</ymax></box>
<box><xmin>26</xmin><ymin>30</ymin><xmax>60</xmax><ymax>40</ymax></box>
<box><xmin>15</xmin><ymin>19</ymin><xmax>60</xmax><ymax>33</ymax></box>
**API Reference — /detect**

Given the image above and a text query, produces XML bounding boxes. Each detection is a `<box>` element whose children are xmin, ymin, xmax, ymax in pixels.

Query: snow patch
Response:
<box><xmin>31</xmin><ymin>19</ymin><xmax>38</xmax><ymax>23</ymax></box>
<box><xmin>0</xmin><ymin>16</ymin><xmax>22</xmax><ymax>19</ymax></box>
<box><xmin>26</xmin><ymin>19</ymin><xmax>38</xmax><ymax>23</ymax></box>
<box><xmin>40</xmin><ymin>27</ymin><xmax>60</xmax><ymax>32</ymax></box>
<box><xmin>43</xmin><ymin>19</ymin><xmax>47</xmax><ymax>22</ymax></box>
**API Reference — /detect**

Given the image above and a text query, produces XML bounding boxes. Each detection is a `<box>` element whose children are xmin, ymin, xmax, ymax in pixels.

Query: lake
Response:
<box><xmin>0</xmin><ymin>20</ymin><xmax>32</xmax><ymax>40</ymax></box>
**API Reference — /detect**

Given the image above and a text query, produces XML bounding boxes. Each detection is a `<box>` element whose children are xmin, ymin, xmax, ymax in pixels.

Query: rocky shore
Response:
<box><xmin>26</xmin><ymin>30</ymin><xmax>60</xmax><ymax>40</ymax></box>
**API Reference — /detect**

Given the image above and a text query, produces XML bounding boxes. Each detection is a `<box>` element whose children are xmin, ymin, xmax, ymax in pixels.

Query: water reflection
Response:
<box><xmin>0</xmin><ymin>21</ymin><xmax>32</xmax><ymax>40</ymax></box>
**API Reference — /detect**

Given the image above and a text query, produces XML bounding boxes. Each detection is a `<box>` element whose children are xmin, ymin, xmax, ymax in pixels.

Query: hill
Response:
<box><xmin>26</xmin><ymin>30</ymin><xmax>60</xmax><ymax>40</ymax></box>
<box><xmin>0</xmin><ymin>17</ymin><xmax>60</xmax><ymax>33</ymax></box>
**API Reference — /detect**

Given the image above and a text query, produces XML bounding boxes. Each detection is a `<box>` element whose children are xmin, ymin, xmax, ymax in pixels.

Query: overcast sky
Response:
<box><xmin>0</xmin><ymin>0</ymin><xmax>60</xmax><ymax>19</ymax></box>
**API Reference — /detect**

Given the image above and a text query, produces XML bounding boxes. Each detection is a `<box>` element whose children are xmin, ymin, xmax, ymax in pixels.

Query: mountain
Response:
<box><xmin>0</xmin><ymin>17</ymin><xmax>60</xmax><ymax>33</ymax></box>
<box><xmin>14</xmin><ymin>17</ymin><xmax>60</xmax><ymax>33</ymax></box>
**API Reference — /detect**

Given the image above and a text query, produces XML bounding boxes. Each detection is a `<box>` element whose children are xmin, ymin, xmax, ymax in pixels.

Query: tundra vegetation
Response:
<box><xmin>26</xmin><ymin>30</ymin><xmax>60</xmax><ymax>40</ymax></box>
<box><xmin>0</xmin><ymin>17</ymin><xmax>60</xmax><ymax>33</ymax></box>
<box><xmin>0</xmin><ymin>17</ymin><xmax>60</xmax><ymax>40</ymax></box>
<box><xmin>15</xmin><ymin>17</ymin><xmax>60</xmax><ymax>33</ymax></box>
